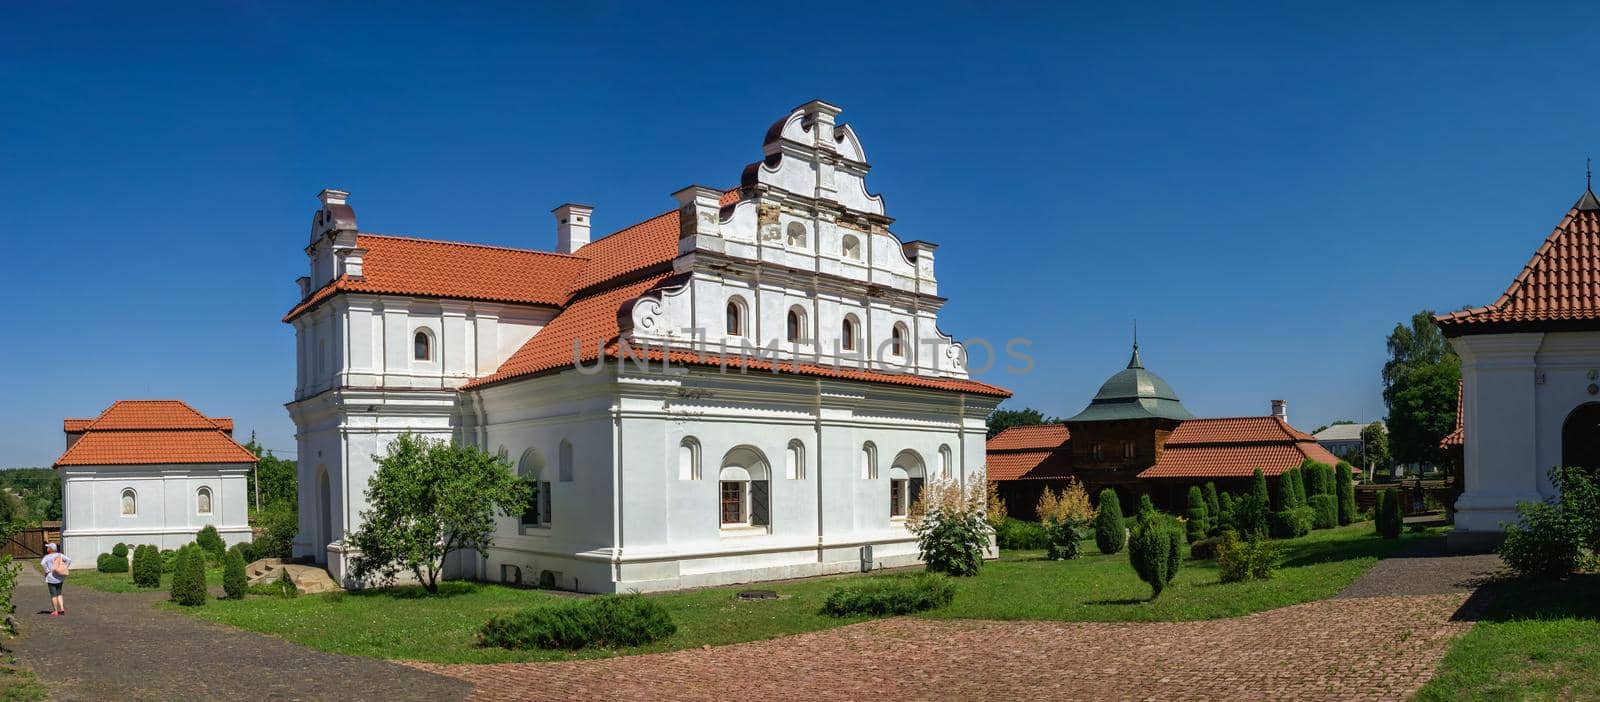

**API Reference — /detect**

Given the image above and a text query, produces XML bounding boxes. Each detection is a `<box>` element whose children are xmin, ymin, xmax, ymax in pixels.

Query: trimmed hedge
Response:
<box><xmin>821</xmin><ymin>573</ymin><xmax>956</xmax><ymax>617</ymax></box>
<box><xmin>170</xmin><ymin>545</ymin><xmax>207</xmax><ymax>606</ymax></box>
<box><xmin>1335</xmin><ymin>462</ymin><xmax>1357</xmax><ymax>525</ymax></box>
<box><xmin>1269</xmin><ymin>507</ymin><xmax>1314</xmax><ymax>539</ymax></box>
<box><xmin>132</xmin><ymin>544</ymin><xmax>161</xmax><ymax>588</ymax></box>
<box><xmin>95</xmin><ymin>552</ymin><xmax>129</xmax><ymax>573</ymax></box>
<box><xmin>1202</xmin><ymin>482</ymin><xmax>1221</xmax><ymax>535</ymax></box>
<box><xmin>1240</xmin><ymin>468</ymin><xmax>1271</xmax><ymax>535</ymax></box>
<box><xmin>1094</xmin><ymin>489</ymin><xmax>1125</xmax><ymax>555</ymax></box>
<box><xmin>1128</xmin><ymin>511</ymin><xmax>1183</xmax><ymax>599</ymax></box>
<box><xmin>1185</xmin><ymin>486</ymin><xmax>1209</xmax><ymax>542</ymax></box>
<box><xmin>479</xmin><ymin>594</ymin><xmax>678</xmax><ymax>650</ymax></box>
<box><xmin>1190</xmin><ymin>535</ymin><xmax>1224</xmax><ymax>560</ymax></box>
<box><xmin>1376</xmin><ymin>488</ymin><xmax>1403</xmax><ymax>539</ymax></box>
<box><xmin>1308</xmin><ymin>494</ymin><xmax>1338</xmax><ymax>530</ymax></box>
<box><xmin>1217</xmin><ymin>531</ymin><xmax>1280</xmax><ymax>582</ymax></box>
<box><xmin>159</xmin><ymin>549</ymin><xmax>177</xmax><ymax>573</ymax></box>
<box><xmin>111</xmin><ymin>543</ymin><xmax>129</xmax><ymax>559</ymax></box>
<box><xmin>196</xmin><ymin>525</ymin><xmax>226</xmax><ymax>562</ymax></box>
<box><xmin>995</xmin><ymin>519</ymin><xmax>1049</xmax><ymax>550</ymax></box>
<box><xmin>222</xmin><ymin>548</ymin><xmax>248</xmax><ymax>600</ymax></box>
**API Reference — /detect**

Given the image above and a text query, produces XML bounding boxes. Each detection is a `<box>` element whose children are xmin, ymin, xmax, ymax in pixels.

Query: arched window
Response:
<box><xmin>938</xmin><ymin>445</ymin><xmax>953</xmax><ymax>480</ymax></box>
<box><xmin>719</xmin><ymin>446</ymin><xmax>771</xmax><ymax>529</ymax></box>
<box><xmin>558</xmin><ymin>439</ymin><xmax>574</xmax><ymax>482</ymax></box>
<box><xmin>890</xmin><ymin>450</ymin><xmax>927</xmax><ymax>519</ymax></box>
<box><xmin>891</xmin><ymin>323</ymin><xmax>908</xmax><ymax>357</ymax></box>
<box><xmin>842</xmin><ymin>234</ymin><xmax>862</xmax><ymax>261</ymax></box>
<box><xmin>786</xmin><ymin>307</ymin><xmax>806</xmax><ymax>343</ymax></box>
<box><xmin>518</xmin><ymin>448</ymin><xmax>550</xmax><ymax>530</ymax></box>
<box><xmin>196</xmin><ymin>486</ymin><xmax>213</xmax><ymax>515</ymax></box>
<box><xmin>786</xmin><ymin>439</ymin><xmax>805</xmax><ymax>480</ymax></box>
<box><xmin>120</xmin><ymin>488</ymin><xmax>137</xmax><ymax>517</ymax></box>
<box><xmin>786</xmin><ymin>221</ymin><xmax>807</xmax><ymax>248</ymax></box>
<box><xmin>726</xmin><ymin>298</ymin><xmax>747</xmax><ymax>338</ymax></box>
<box><xmin>413</xmin><ymin>329</ymin><xmax>432</xmax><ymax>361</ymax></box>
<box><xmin>861</xmin><ymin>442</ymin><xmax>878</xmax><ymax>480</ymax></box>
<box><xmin>841</xmin><ymin>315</ymin><xmax>860</xmax><ymax>352</ymax></box>
<box><xmin>679</xmin><ymin>437</ymin><xmax>702</xmax><ymax>480</ymax></box>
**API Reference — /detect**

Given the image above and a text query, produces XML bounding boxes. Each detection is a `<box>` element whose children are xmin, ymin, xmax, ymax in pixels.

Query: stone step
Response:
<box><xmin>245</xmin><ymin>559</ymin><xmax>340</xmax><ymax>595</ymax></box>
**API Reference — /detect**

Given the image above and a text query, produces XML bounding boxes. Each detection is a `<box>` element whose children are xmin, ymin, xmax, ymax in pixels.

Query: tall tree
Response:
<box><xmin>1360</xmin><ymin>421</ymin><xmax>1391</xmax><ymax>474</ymax></box>
<box><xmin>243</xmin><ymin>441</ymin><xmax>298</xmax><ymax>513</ymax></box>
<box><xmin>347</xmin><ymin>433</ymin><xmax>531</xmax><ymax>593</ymax></box>
<box><xmin>986</xmin><ymin>406</ymin><xmax>1052</xmax><ymax>438</ymax></box>
<box><xmin>1381</xmin><ymin>311</ymin><xmax>1461</xmax><ymax>467</ymax></box>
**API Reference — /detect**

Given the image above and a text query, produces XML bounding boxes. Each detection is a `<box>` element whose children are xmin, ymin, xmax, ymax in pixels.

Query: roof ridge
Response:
<box><xmin>358</xmin><ymin>233</ymin><xmax>587</xmax><ymax>260</ymax></box>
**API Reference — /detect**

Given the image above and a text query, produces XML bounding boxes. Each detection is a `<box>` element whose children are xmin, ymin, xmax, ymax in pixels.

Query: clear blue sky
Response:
<box><xmin>3</xmin><ymin>2</ymin><xmax>1597</xmax><ymax>467</ymax></box>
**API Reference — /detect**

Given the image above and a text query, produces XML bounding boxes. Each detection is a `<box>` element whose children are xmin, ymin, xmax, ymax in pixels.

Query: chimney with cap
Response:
<box><xmin>553</xmin><ymin>203</ymin><xmax>594</xmax><ymax>254</ymax></box>
<box><xmin>1271</xmin><ymin>399</ymin><xmax>1287</xmax><ymax>424</ymax></box>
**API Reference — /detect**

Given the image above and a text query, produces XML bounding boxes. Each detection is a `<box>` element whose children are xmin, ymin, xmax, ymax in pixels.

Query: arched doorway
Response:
<box><xmin>316</xmin><ymin>467</ymin><xmax>332</xmax><ymax>565</ymax></box>
<box><xmin>1562</xmin><ymin>403</ymin><xmax>1600</xmax><ymax>472</ymax></box>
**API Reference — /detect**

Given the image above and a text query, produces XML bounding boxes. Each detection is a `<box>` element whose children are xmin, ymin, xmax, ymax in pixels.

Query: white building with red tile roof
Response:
<box><xmin>1436</xmin><ymin>187</ymin><xmax>1600</xmax><ymax>545</ymax></box>
<box><xmin>54</xmin><ymin>400</ymin><xmax>254</xmax><ymax>562</ymax></box>
<box><xmin>286</xmin><ymin>101</ymin><xmax>1010</xmax><ymax>592</ymax></box>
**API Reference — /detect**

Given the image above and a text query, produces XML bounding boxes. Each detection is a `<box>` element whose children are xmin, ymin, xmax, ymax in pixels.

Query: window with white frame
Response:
<box><xmin>518</xmin><ymin>448</ymin><xmax>551</xmax><ymax>530</ymax></box>
<box><xmin>786</xmin><ymin>439</ymin><xmax>805</xmax><ymax>480</ymax></box>
<box><xmin>196</xmin><ymin>486</ymin><xmax>212</xmax><ymax>515</ymax></box>
<box><xmin>726</xmin><ymin>298</ymin><xmax>747</xmax><ymax>338</ymax></box>
<box><xmin>786</xmin><ymin>307</ymin><xmax>806</xmax><ymax>343</ymax></box>
<box><xmin>678</xmin><ymin>437</ymin><xmax>701</xmax><ymax>480</ymax></box>
<box><xmin>861</xmin><ymin>442</ymin><xmax>878</xmax><ymax>480</ymax></box>
<box><xmin>120</xmin><ymin>488</ymin><xmax>137</xmax><ymax>516</ymax></box>
<box><xmin>841</xmin><ymin>315</ymin><xmax>860</xmax><ymax>352</ymax></box>
<box><xmin>719</xmin><ymin>447</ymin><xmax>770</xmax><ymax>529</ymax></box>
<box><xmin>890</xmin><ymin>451</ymin><xmax>926</xmax><ymax>519</ymax></box>
<box><xmin>891</xmin><ymin>322</ymin><xmax>909</xmax><ymax>357</ymax></box>
<box><xmin>414</xmin><ymin>329</ymin><xmax>432</xmax><ymax>361</ymax></box>
<box><xmin>938</xmin><ymin>445</ymin><xmax>953</xmax><ymax>479</ymax></box>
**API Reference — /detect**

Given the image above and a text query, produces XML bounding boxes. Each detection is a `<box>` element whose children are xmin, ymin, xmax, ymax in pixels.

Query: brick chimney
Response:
<box><xmin>553</xmin><ymin>203</ymin><xmax>594</xmax><ymax>254</ymax></box>
<box><xmin>1271</xmin><ymin>399</ymin><xmax>1287</xmax><ymax>423</ymax></box>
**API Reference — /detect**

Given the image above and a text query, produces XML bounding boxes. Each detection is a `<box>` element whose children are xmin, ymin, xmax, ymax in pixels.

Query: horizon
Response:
<box><xmin>5</xmin><ymin>2</ymin><xmax>1597</xmax><ymax>466</ymax></box>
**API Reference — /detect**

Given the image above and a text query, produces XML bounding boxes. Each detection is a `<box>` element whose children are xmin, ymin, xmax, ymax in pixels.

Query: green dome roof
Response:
<box><xmin>1066</xmin><ymin>346</ymin><xmax>1195</xmax><ymax>423</ymax></box>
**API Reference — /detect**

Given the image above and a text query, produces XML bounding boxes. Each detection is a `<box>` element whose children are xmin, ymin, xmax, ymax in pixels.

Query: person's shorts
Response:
<box><xmin>47</xmin><ymin>581</ymin><xmax>62</xmax><ymax>597</ymax></box>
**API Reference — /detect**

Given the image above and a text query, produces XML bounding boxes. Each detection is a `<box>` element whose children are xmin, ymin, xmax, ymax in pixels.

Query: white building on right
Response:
<box><xmin>1436</xmin><ymin>186</ymin><xmax>1600</xmax><ymax>548</ymax></box>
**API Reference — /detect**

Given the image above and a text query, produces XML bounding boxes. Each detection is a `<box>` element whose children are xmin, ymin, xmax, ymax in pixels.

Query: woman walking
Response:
<box><xmin>41</xmin><ymin>543</ymin><xmax>71</xmax><ymax>616</ymax></box>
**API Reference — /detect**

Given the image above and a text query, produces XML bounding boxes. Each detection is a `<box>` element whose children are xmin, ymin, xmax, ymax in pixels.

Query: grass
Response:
<box><xmin>1415</xmin><ymin>574</ymin><xmax>1600</xmax><ymax>701</ymax></box>
<box><xmin>159</xmin><ymin>521</ymin><xmax>1427</xmax><ymax>664</ymax></box>
<box><xmin>70</xmin><ymin>566</ymin><xmax>225</xmax><ymax>593</ymax></box>
<box><xmin>0</xmin><ymin>656</ymin><xmax>45</xmax><ymax>702</ymax></box>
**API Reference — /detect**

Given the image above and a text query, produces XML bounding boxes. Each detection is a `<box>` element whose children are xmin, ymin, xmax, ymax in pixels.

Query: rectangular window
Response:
<box><xmin>890</xmin><ymin>478</ymin><xmax>907</xmax><ymax>517</ymax></box>
<box><xmin>720</xmin><ymin>481</ymin><xmax>744</xmax><ymax>524</ymax></box>
<box><xmin>1122</xmin><ymin>441</ymin><xmax>1135</xmax><ymax>459</ymax></box>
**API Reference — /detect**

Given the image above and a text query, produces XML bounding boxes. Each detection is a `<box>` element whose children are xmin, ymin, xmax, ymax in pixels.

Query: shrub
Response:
<box><xmin>1307</xmin><ymin>494</ymin><xmax>1338</xmax><ymax>530</ymax></box>
<box><xmin>1291</xmin><ymin>467</ymin><xmax>1308</xmax><ymax>507</ymax></box>
<box><xmin>169</xmin><ymin>546</ymin><xmax>206</xmax><ymax>606</ymax></box>
<box><xmin>820</xmin><ymin>573</ymin><xmax>956</xmax><ymax>617</ymax></box>
<box><xmin>1038</xmin><ymin>478</ymin><xmax>1094</xmax><ymax>561</ymax></box>
<box><xmin>1203</xmin><ymin>482</ymin><xmax>1221</xmax><ymax>535</ymax></box>
<box><xmin>159</xmin><ymin>549</ymin><xmax>177</xmax><ymax>573</ymax></box>
<box><xmin>196</xmin><ymin>525</ymin><xmax>226</xmax><ymax>562</ymax></box>
<box><xmin>111</xmin><ymin>543</ymin><xmax>128</xmax><ymax>559</ymax></box>
<box><xmin>983</xmin><ymin>480</ymin><xmax>1008</xmax><ymax>530</ymax></box>
<box><xmin>1239</xmin><ymin>468</ymin><xmax>1271</xmax><ymax>535</ymax></box>
<box><xmin>479</xmin><ymin>594</ymin><xmax>679</xmax><ymax>650</ymax></box>
<box><xmin>908</xmin><ymin>476</ymin><xmax>992</xmax><ymax>576</ymax></box>
<box><xmin>1376</xmin><ymin>489</ymin><xmax>1403</xmax><ymax>539</ymax></box>
<box><xmin>1094</xmin><ymin>489</ymin><xmax>1126</xmax><ymax>554</ymax></box>
<box><xmin>229</xmin><ymin>541</ymin><xmax>256</xmax><ymax>564</ymax></box>
<box><xmin>248</xmin><ymin>582</ymin><xmax>284</xmax><ymax>597</ymax></box>
<box><xmin>95</xmin><ymin>552</ymin><xmax>128</xmax><ymax>573</ymax></box>
<box><xmin>1269</xmin><ymin>507</ymin><xmax>1313</xmax><ymax>539</ymax></box>
<box><xmin>994</xmin><ymin>519</ymin><xmax>1049</xmax><ymax>550</ymax></box>
<box><xmin>1185</xmin><ymin>486</ymin><xmax>1209</xmax><ymax>542</ymax></box>
<box><xmin>1275</xmin><ymin>470</ymin><xmax>1297</xmax><ymax>512</ymax></box>
<box><xmin>1499</xmin><ymin>466</ymin><xmax>1600</xmax><ymax>578</ymax></box>
<box><xmin>1128</xmin><ymin>511</ymin><xmax>1179</xmax><ymax>599</ymax></box>
<box><xmin>1335</xmin><ymin>462</ymin><xmax>1356</xmax><ymax>525</ymax></box>
<box><xmin>222</xmin><ymin>548</ymin><xmax>248</xmax><ymax>600</ymax></box>
<box><xmin>1044</xmin><ymin>519</ymin><xmax>1084</xmax><ymax>560</ymax></box>
<box><xmin>1217</xmin><ymin>531</ymin><xmax>1280</xmax><ymax>582</ymax></box>
<box><xmin>1190</xmin><ymin>535</ymin><xmax>1224</xmax><ymax>560</ymax></box>
<box><xmin>1137</xmin><ymin>494</ymin><xmax>1156</xmax><ymax>517</ymax></box>
<box><xmin>132</xmin><ymin>544</ymin><xmax>161</xmax><ymax>588</ymax></box>
<box><xmin>1217</xmin><ymin>492</ymin><xmax>1236</xmax><ymax>533</ymax></box>
<box><xmin>255</xmin><ymin>502</ymin><xmax>298</xmax><ymax>559</ymax></box>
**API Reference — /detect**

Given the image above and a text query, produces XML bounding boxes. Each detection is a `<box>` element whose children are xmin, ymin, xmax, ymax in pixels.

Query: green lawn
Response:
<box><xmin>70</xmin><ymin>567</ymin><xmax>225</xmax><ymax>593</ymax></box>
<box><xmin>162</xmin><ymin>522</ymin><xmax>1427</xmax><ymax>664</ymax></box>
<box><xmin>1415</xmin><ymin>574</ymin><xmax>1600</xmax><ymax>701</ymax></box>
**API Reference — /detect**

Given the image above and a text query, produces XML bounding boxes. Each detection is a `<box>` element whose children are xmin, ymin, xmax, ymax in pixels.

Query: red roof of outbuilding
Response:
<box><xmin>1437</xmin><ymin>194</ymin><xmax>1600</xmax><ymax>335</ymax></box>
<box><xmin>985</xmin><ymin>425</ymin><xmax>1073</xmax><ymax>481</ymax></box>
<box><xmin>1441</xmin><ymin>379</ymin><xmax>1464</xmax><ymax>449</ymax></box>
<box><xmin>1138</xmin><ymin>416</ymin><xmax>1346</xmax><ymax>479</ymax></box>
<box><xmin>55</xmin><ymin>401</ymin><xmax>256</xmax><ymax>467</ymax></box>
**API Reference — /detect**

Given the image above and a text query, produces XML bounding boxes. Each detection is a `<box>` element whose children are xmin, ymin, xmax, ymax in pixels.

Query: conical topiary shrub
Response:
<box><xmin>1185</xmin><ymin>486</ymin><xmax>1209</xmax><ymax>542</ymax></box>
<box><xmin>1240</xmin><ymin>468</ymin><xmax>1271</xmax><ymax>535</ymax></box>
<box><xmin>1094</xmin><ymin>489</ymin><xmax>1125</xmax><ymax>555</ymax></box>
<box><xmin>1335</xmin><ymin>462</ymin><xmax>1356</xmax><ymax>525</ymax></box>
<box><xmin>1217</xmin><ymin>492</ymin><xmax>1236</xmax><ymax>532</ymax></box>
<box><xmin>170</xmin><ymin>545</ymin><xmax>207</xmax><ymax>606</ymax></box>
<box><xmin>132</xmin><ymin>544</ymin><xmax>161</xmax><ymax>588</ymax></box>
<box><xmin>1128</xmin><ymin>511</ymin><xmax>1175</xmax><ymax>600</ymax></box>
<box><xmin>196</xmin><ymin>525</ymin><xmax>226</xmax><ymax>563</ymax></box>
<box><xmin>1203</xmin><ymin>482</ymin><xmax>1221</xmax><ymax>535</ymax></box>
<box><xmin>222</xmin><ymin>547</ymin><xmax>247</xmax><ymax>600</ymax></box>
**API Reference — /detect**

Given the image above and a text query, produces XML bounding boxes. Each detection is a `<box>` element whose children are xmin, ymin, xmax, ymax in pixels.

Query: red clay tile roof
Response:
<box><xmin>1138</xmin><ymin>416</ymin><xmax>1347</xmax><ymax>479</ymax></box>
<box><xmin>1437</xmin><ymin>196</ymin><xmax>1600</xmax><ymax>335</ymax></box>
<box><xmin>985</xmin><ymin>425</ymin><xmax>1073</xmax><ymax>481</ymax></box>
<box><xmin>55</xmin><ymin>400</ymin><xmax>255</xmax><ymax>467</ymax></box>
<box><xmin>1441</xmin><ymin>378</ymin><xmax>1464</xmax><ymax>449</ymax></box>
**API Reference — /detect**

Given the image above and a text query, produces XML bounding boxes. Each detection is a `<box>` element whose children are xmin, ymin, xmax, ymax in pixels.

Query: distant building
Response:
<box><xmin>55</xmin><ymin>400</ymin><xmax>254</xmax><ymax>562</ymax></box>
<box><xmin>986</xmin><ymin>345</ymin><xmax>1347</xmax><ymax>513</ymax></box>
<box><xmin>1435</xmin><ymin>186</ymin><xmax>1600</xmax><ymax>546</ymax></box>
<box><xmin>1312</xmin><ymin>422</ymin><xmax>1379</xmax><ymax>459</ymax></box>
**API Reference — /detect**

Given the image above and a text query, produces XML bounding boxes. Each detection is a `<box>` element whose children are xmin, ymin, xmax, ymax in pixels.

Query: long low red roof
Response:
<box><xmin>55</xmin><ymin>400</ymin><xmax>256</xmax><ymax>467</ymax></box>
<box><xmin>984</xmin><ymin>425</ymin><xmax>1073</xmax><ymax>481</ymax></box>
<box><xmin>1138</xmin><ymin>416</ymin><xmax>1346</xmax><ymax>479</ymax></box>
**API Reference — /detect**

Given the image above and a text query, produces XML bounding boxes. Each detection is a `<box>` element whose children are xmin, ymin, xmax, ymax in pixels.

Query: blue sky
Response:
<box><xmin>3</xmin><ymin>2</ymin><xmax>1598</xmax><ymax>466</ymax></box>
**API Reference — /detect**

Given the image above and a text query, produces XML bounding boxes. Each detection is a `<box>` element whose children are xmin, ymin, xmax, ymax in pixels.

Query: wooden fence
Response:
<box><xmin>0</xmin><ymin>522</ymin><xmax>62</xmax><ymax>559</ymax></box>
<box><xmin>1354</xmin><ymin>481</ymin><xmax>1455</xmax><ymax>515</ymax></box>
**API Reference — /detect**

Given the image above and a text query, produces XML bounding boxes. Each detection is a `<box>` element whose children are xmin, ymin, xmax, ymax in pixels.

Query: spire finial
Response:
<box><xmin>1127</xmin><ymin>320</ymin><xmax>1144</xmax><ymax>369</ymax></box>
<box><xmin>1588</xmin><ymin>157</ymin><xmax>1592</xmax><ymax>191</ymax></box>
<box><xmin>1133</xmin><ymin>319</ymin><xmax>1138</xmax><ymax>351</ymax></box>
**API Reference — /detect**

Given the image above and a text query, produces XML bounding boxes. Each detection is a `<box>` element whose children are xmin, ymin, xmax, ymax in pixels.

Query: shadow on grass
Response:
<box><xmin>1466</xmin><ymin>573</ymin><xmax>1600</xmax><ymax>624</ymax></box>
<box><xmin>1086</xmin><ymin>597</ymin><xmax>1148</xmax><ymax>606</ymax></box>
<box><xmin>1277</xmin><ymin>532</ymin><xmax>1430</xmax><ymax>569</ymax></box>
<box><xmin>348</xmin><ymin>581</ymin><xmax>486</xmax><ymax>600</ymax></box>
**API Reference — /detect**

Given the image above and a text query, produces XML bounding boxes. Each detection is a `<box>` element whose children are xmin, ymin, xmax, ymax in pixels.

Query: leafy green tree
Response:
<box><xmin>254</xmin><ymin>502</ymin><xmax>298</xmax><ymax>559</ymax></box>
<box><xmin>1360</xmin><ymin>422</ymin><xmax>1391</xmax><ymax>473</ymax></box>
<box><xmin>986</xmin><ymin>406</ymin><xmax>1056</xmax><ymax>438</ymax></box>
<box><xmin>1382</xmin><ymin>311</ymin><xmax>1461</xmax><ymax>467</ymax></box>
<box><xmin>347</xmin><ymin>433</ymin><xmax>532</xmax><ymax>593</ymax></box>
<box><xmin>222</xmin><ymin>548</ymin><xmax>248</xmax><ymax>600</ymax></box>
<box><xmin>244</xmin><ymin>440</ymin><xmax>298</xmax><ymax>513</ymax></box>
<box><xmin>1185</xmin><ymin>487</ymin><xmax>1209</xmax><ymax>542</ymax></box>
